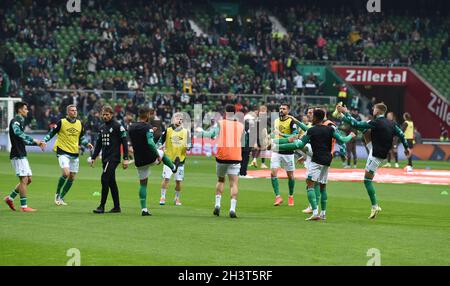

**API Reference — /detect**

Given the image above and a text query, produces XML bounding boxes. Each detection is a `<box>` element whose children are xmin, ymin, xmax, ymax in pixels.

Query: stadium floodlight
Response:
<box><xmin>225</xmin><ymin>17</ymin><xmax>233</xmax><ymax>22</ymax></box>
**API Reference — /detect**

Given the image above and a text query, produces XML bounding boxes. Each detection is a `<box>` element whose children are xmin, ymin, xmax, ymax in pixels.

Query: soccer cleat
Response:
<box><xmin>21</xmin><ymin>207</ymin><xmax>37</xmax><ymax>212</ymax></box>
<box><xmin>302</xmin><ymin>206</ymin><xmax>313</xmax><ymax>214</ymax></box>
<box><xmin>54</xmin><ymin>194</ymin><xmax>61</xmax><ymax>206</ymax></box>
<box><xmin>305</xmin><ymin>215</ymin><xmax>321</xmax><ymax>221</ymax></box>
<box><xmin>260</xmin><ymin>163</ymin><xmax>268</xmax><ymax>169</ymax></box>
<box><xmin>353</xmin><ymin>165</ymin><xmax>357</xmax><ymax>169</ymax></box>
<box><xmin>172</xmin><ymin>157</ymin><xmax>181</xmax><ymax>173</ymax></box>
<box><xmin>250</xmin><ymin>160</ymin><xmax>258</xmax><ymax>168</ymax></box>
<box><xmin>344</xmin><ymin>165</ymin><xmax>351</xmax><ymax>169</ymax></box>
<box><xmin>4</xmin><ymin>196</ymin><xmax>16</xmax><ymax>211</ymax></box>
<box><xmin>229</xmin><ymin>210</ymin><xmax>237</xmax><ymax>218</ymax></box>
<box><xmin>213</xmin><ymin>206</ymin><xmax>220</xmax><ymax>216</ymax></box>
<box><xmin>273</xmin><ymin>196</ymin><xmax>283</xmax><ymax>206</ymax></box>
<box><xmin>93</xmin><ymin>207</ymin><xmax>105</xmax><ymax>214</ymax></box>
<box><xmin>320</xmin><ymin>214</ymin><xmax>326</xmax><ymax>220</ymax></box>
<box><xmin>369</xmin><ymin>206</ymin><xmax>382</xmax><ymax>219</ymax></box>
<box><xmin>141</xmin><ymin>210</ymin><xmax>152</xmax><ymax>216</ymax></box>
<box><xmin>405</xmin><ymin>165</ymin><xmax>413</xmax><ymax>172</ymax></box>
<box><xmin>159</xmin><ymin>197</ymin><xmax>166</xmax><ymax>205</ymax></box>
<box><xmin>394</xmin><ymin>163</ymin><xmax>400</xmax><ymax>168</ymax></box>
<box><xmin>382</xmin><ymin>163</ymin><xmax>391</xmax><ymax>168</ymax></box>
<box><xmin>288</xmin><ymin>195</ymin><xmax>294</xmax><ymax>206</ymax></box>
<box><xmin>174</xmin><ymin>198</ymin><xmax>182</xmax><ymax>206</ymax></box>
<box><xmin>108</xmin><ymin>207</ymin><xmax>121</xmax><ymax>213</ymax></box>
<box><xmin>58</xmin><ymin>198</ymin><xmax>68</xmax><ymax>206</ymax></box>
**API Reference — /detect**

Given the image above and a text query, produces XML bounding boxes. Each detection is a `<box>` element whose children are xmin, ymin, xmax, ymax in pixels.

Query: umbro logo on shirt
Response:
<box><xmin>67</xmin><ymin>127</ymin><xmax>79</xmax><ymax>134</ymax></box>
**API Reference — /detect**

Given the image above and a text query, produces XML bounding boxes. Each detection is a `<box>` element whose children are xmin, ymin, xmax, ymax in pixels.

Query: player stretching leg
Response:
<box><xmin>337</xmin><ymin>103</ymin><xmax>410</xmax><ymax>219</ymax></box>
<box><xmin>128</xmin><ymin>106</ymin><xmax>180</xmax><ymax>216</ymax></box>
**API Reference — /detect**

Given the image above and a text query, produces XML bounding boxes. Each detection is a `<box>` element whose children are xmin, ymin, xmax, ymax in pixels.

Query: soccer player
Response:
<box><xmin>383</xmin><ymin>112</ymin><xmax>400</xmax><ymax>168</ymax></box>
<box><xmin>158</xmin><ymin>112</ymin><xmax>191</xmax><ymax>206</ymax></box>
<box><xmin>91</xmin><ymin>105</ymin><xmax>129</xmax><ymax>214</ymax></box>
<box><xmin>196</xmin><ymin>104</ymin><xmax>245</xmax><ymax>218</ymax></box>
<box><xmin>274</xmin><ymin>109</ymin><xmax>355</xmax><ymax>221</ymax></box>
<box><xmin>282</xmin><ymin>112</ymin><xmax>348</xmax><ymax>215</ymax></box>
<box><xmin>337</xmin><ymin>103</ymin><xmax>410</xmax><ymax>219</ymax></box>
<box><xmin>128</xmin><ymin>106</ymin><xmax>180</xmax><ymax>216</ymax></box>
<box><xmin>3</xmin><ymin>102</ymin><xmax>45</xmax><ymax>212</ymax></box>
<box><xmin>270</xmin><ymin>104</ymin><xmax>298</xmax><ymax>207</ymax></box>
<box><xmin>402</xmin><ymin>112</ymin><xmax>415</xmax><ymax>172</ymax></box>
<box><xmin>42</xmin><ymin>104</ymin><xmax>93</xmax><ymax>206</ymax></box>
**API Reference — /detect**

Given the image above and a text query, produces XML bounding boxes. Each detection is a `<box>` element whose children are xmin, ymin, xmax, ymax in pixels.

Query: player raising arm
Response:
<box><xmin>337</xmin><ymin>103</ymin><xmax>410</xmax><ymax>219</ymax></box>
<box><xmin>42</xmin><ymin>104</ymin><xmax>93</xmax><ymax>206</ymax></box>
<box><xmin>274</xmin><ymin>109</ymin><xmax>355</xmax><ymax>221</ymax></box>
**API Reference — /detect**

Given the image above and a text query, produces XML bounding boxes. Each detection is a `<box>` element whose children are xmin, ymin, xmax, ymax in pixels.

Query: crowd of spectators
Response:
<box><xmin>0</xmin><ymin>0</ymin><xmax>448</xmax><ymax>134</ymax></box>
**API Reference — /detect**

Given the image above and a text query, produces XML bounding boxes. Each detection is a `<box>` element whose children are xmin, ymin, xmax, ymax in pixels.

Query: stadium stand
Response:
<box><xmin>0</xmin><ymin>0</ymin><xmax>449</xmax><ymax>131</ymax></box>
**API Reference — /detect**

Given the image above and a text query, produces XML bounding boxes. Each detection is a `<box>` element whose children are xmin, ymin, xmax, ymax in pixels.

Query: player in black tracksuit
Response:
<box><xmin>91</xmin><ymin>106</ymin><xmax>129</xmax><ymax>214</ymax></box>
<box><xmin>127</xmin><ymin>106</ymin><xmax>180</xmax><ymax>216</ymax></box>
<box><xmin>338</xmin><ymin>103</ymin><xmax>410</xmax><ymax>219</ymax></box>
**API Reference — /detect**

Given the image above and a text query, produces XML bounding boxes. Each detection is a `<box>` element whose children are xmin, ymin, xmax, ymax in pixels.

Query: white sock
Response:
<box><xmin>215</xmin><ymin>195</ymin><xmax>221</xmax><ymax>208</ymax></box>
<box><xmin>161</xmin><ymin>189</ymin><xmax>166</xmax><ymax>199</ymax></box>
<box><xmin>142</xmin><ymin>208</ymin><xmax>148</xmax><ymax>212</ymax></box>
<box><xmin>313</xmin><ymin>209</ymin><xmax>319</xmax><ymax>216</ymax></box>
<box><xmin>320</xmin><ymin>210</ymin><xmax>326</xmax><ymax>216</ymax></box>
<box><xmin>230</xmin><ymin>199</ymin><xmax>237</xmax><ymax>212</ymax></box>
<box><xmin>175</xmin><ymin>191</ymin><xmax>180</xmax><ymax>198</ymax></box>
<box><xmin>21</xmin><ymin>205</ymin><xmax>28</xmax><ymax>209</ymax></box>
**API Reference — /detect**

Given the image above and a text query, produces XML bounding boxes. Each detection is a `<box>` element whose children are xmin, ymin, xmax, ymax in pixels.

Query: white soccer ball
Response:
<box><xmin>87</xmin><ymin>157</ymin><xmax>93</xmax><ymax>164</ymax></box>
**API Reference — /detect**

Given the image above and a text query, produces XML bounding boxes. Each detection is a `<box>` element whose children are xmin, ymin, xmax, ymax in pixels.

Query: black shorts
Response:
<box><xmin>407</xmin><ymin>139</ymin><xmax>414</xmax><ymax>149</ymax></box>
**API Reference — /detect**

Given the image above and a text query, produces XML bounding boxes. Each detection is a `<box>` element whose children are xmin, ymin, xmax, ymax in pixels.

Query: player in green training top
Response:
<box><xmin>337</xmin><ymin>103</ymin><xmax>410</xmax><ymax>219</ymax></box>
<box><xmin>3</xmin><ymin>102</ymin><xmax>45</xmax><ymax>212</ymax></box>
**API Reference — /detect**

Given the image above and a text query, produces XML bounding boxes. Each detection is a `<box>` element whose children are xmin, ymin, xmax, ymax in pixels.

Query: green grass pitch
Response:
<box><xmin>0</xmin><ymin>152</ymin><xmax>449</xmax><ymax>265</ymax></box>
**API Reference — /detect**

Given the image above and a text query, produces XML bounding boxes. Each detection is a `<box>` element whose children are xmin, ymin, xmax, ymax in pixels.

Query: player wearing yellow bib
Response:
<box><xmin>270</xmin><ymin>104</ymin><xmax>298</xmax><ymax>207</ymax></box>
<box><xmin>402</xmin><ymin>112</ymin><xmax>415</xmax><ymax>172</ymax></box>
<box><xmin>158</xmin><ymin>113</ymin><xmax>191</xmax><ymax>206</ymax></box>
<box><xmin>43</xmin><ymin>105</ymin><xmax>93</xmax><ymax>206</ymax></box>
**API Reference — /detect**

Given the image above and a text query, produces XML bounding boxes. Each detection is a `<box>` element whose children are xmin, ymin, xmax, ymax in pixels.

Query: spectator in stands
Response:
<box><xmin>88</xmin><ymin>54</ymin><xmax>97</xmax><ymax>74</ymax></box>
<box><xmin>269</xmin><ymin>57</ymin><xmax>279</xmax><ymax>80</ymax></box>
<box><xmin>411</xmin><ymin>30</ymin><xmax>421</xmax><ymax>42</ymax></box>
<box><xmin>293</xmin><ymin>72</ymin><xmax>304</xmax><ymax>95</ymax></box>
<box><xmin>421</xmin><ymin>46</ymin><xmax>431</xmax><ymax>64</ymax></box>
